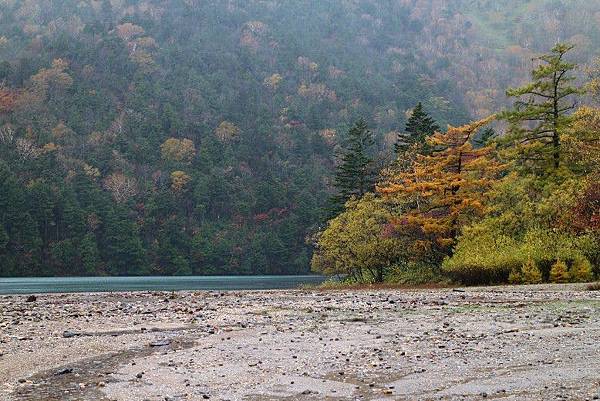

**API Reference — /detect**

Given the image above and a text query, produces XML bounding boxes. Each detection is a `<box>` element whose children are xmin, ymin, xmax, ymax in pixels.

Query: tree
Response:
<box><xmin>570</xmin><ymin>257</ymin><xmax>594</xmax><ymax>282</ymax></box>
<box><xmin>170</xmin><ymin>171</ymin><xmax>191</xmax><ymax>193</ymax></box>
<box><xmin>521</xmin><ymin>257</ymin><xmax>543</xmax><ymax>284</ymax></box>
<box><xmin>502</xmin><ymin>43</ymin><xmax>581</xmax><ymax>172</ymax></box>
<box><xmin>329</xmin><ymin>118</ymin><xmax>375</xmax><ymax>215</ymax></box>
<box><xmin>214</xmin><ymin>121</ymin><xmax>240</xmax><ymax>143</ymax></box>
<box><xmin>103</xmin><ymin>172</ymin><xmax>138</xmax><ymax>203</ymax></box>
<box><xmin>160</xmin><ymin>138</ymin><xmax>196</xmax><ymax>163</ymax></box>
<box><xmin>379</xmin><ymin>116</ymin><xmax>503</xmax><ymax>261</ymax></box>
<box><xmin>80</xmin><ymin>233</ymin><xmax>101</xmax><ymax>275</ymax></box>
<box><xmin>550</xmin><ymin>259</ymin><xmax>570</xmax><ymax>283</ymax></box>
<box><xmin>312</xmin><ymin>194</ymin><xmax>405</xmax><ymax>283</ymax></box>
<box><xmin>395</xmin><ymin>102</ymin><xmax>440</xmax><ymax>153</ymax></box>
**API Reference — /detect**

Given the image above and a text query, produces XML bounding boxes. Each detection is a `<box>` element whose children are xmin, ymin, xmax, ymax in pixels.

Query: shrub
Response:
<box><xmin>521</xmin><ymin>257</ymin><xmax>543</xmax><ymax>284</ymax></box>
<box><xmin>570</xmin><ymin>257</ymin><xmax>594</xmax><ymax>282</ymax></box>
<box><xmin>508</xmin><ymin>266</ymin><xmax>523</xmax><ymax>284</ymax></box>
<box><xmin>388</xmin><ymin>263</ymin><xmax>449</xmax><ymax>286</ymax></box>
<box><xmin>550</xmin><ymin>259</ymin><xmax>570</xmax><ymax>283</ymax></box>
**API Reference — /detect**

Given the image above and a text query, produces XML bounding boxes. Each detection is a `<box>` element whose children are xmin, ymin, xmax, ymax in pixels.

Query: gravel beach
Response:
<box><xmin>1</xmin><ymin>284</ymin><xmax>599</xmax><ymax>401</ymax></box>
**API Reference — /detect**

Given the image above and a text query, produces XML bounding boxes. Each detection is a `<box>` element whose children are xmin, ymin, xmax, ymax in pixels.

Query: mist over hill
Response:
<box><xmin>0</xmin><ymin>0</ymin><xmax>598</xmax><ymax>276</ymax></box>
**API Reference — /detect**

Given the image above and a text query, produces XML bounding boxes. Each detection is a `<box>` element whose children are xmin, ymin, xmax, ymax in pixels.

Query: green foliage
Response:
<box><xmin>312</xmin><ymin>194</ymin><xmax>405</xmax><ymax>283</ymax></box>
<box><xmin>549</xmin><ymin>259</ymin><xmax>570</xmax><ymax>283</ymax></box>
<box><xmin>387</xmin><ymin>263</ymin><xmax>449</xmax><ymax>286</ymax></box>
<box><xmin>329</xmin><ymin>119</ymin><xmax>376</xmax><ymax>216</ymax></box>
<box><xmin>395</xmin><ymin>103</ymin><xmax>440</xmax><ymax>153</ymax></box>
<box><xmin>501</xmin><ymin>43</ymin><xmax>582</xmax><ymax>172</ymax></box>
<box><xmin>508</xmin><ymin>266</ymin><xmax>523</xmax><ymax>285</ymax></box>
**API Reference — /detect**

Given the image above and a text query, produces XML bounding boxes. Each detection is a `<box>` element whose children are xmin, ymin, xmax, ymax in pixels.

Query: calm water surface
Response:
<box><xmin>0</xmin><ymin>275</ymin><xmax>326</xmax><ymax>295</ymax></box>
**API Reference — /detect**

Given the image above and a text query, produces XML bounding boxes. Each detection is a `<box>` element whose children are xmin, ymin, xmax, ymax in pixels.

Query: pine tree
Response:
<box><xmin>550</xmin><ymin>259</ymin><xmax>570</xmax><ymax>283</ymax></box>
<box><xmin>522</xmin><ymin>257</ymin><xmax>543</xmax><ymax>284</ymax></box>
<box><xmin>502</xmin><ymin>43</ymin><xmax>582</xmax><ymax>172</ymax></box>
<box><xmin>395</xmin><ymin>102</ymin><xmax>440</xmax><ymax>153</ymax></box>
<box><xmin>329</xmin><ymin>118</ymin><xmax>375</xmax><ymax>215</ymax></box>
<box><xmin>80</xmin><ymin>233</ymin><xmax>101</xmax><ymax>275</ymax></box>
<box><xmin>570</xmin><ymin>257</ymin><xmax>594</xmax><ymax>282</ymax></box>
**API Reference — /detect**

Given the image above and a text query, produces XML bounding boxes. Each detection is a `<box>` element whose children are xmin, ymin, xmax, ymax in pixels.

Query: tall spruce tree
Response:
<box><xmin>395</xmin><ymin>102</ymin><xmax>440</xmax><ymax>153</ymax></box>
<box><xmin>329</xmin><ymin>118</ymin><xmax>375</xmax><ymax>215</ymax></box>
<box><xmin>502</xmin><ymin>43</ymin><xmax>581</xmax><ymax>171</ymax></box>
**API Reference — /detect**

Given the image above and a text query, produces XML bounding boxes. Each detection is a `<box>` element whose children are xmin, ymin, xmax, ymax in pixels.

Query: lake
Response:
<box><xmin>0</xmin><ymin>275</ymin><xmax>326</xmax><ymax>295</ymax></box>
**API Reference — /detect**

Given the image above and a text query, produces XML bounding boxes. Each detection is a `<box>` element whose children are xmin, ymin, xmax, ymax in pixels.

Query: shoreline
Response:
<box><xmin>1</xmin><ymin>285</ymin><xmax>599</xmax><ymax>400</ymax></box>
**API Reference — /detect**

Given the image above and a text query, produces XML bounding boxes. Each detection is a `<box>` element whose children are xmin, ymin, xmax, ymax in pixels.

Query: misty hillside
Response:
<box><xmin>0</xmin><ymin>0</ymin><xmax>598</xmax><ymax>276</ymax></box>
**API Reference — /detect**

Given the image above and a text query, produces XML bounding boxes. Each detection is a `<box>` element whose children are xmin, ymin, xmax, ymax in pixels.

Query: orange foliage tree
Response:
<box><xmin>378</xmin><ymin>116</ymin><xmax>505</xmax><ymax>260</ymax></box>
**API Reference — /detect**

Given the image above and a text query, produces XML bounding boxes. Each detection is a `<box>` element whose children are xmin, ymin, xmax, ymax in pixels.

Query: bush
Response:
<box><xmin>508</xmin><ymin>266</ymin><xmax>523</xmax><ymax>284</ymax></box>
<box><xmin>570</xmin><ymin>257</ymin><xmax>594</xmax><ymax>282</ymax></box>
<box><xmin>521</xmin><ymin>257</ymin><xmax>543</xmax><ymax>284</ymax></box>
<box><xmin>550</xmin><ymin>259</ymin><xmax>570</xmax><ymax>283</ymax></box>
<box><xmin>387</xmin><ymin>263</ymin><xmax>450</xmax><ymax>286</ymax></box>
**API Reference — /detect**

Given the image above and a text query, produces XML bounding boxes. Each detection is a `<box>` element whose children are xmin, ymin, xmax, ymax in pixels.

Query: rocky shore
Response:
<box><xmin>1</xmin><ymin>284</ymin><xmax>599</xmax><ymax>400</ymax></box>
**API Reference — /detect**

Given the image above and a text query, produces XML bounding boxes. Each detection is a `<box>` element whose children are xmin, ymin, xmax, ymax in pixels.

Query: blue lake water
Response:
<box><xmin>0</xmin><ymin>275</ymin><xmax>326</xmax><ymax>295</ymax></box>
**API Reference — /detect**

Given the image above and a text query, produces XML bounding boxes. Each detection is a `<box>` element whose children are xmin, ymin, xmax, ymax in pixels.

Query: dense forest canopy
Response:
<box><xmin>0</xmin><ymin>0</ymin><xmax>599</xmax><ymax>277</ymax></box>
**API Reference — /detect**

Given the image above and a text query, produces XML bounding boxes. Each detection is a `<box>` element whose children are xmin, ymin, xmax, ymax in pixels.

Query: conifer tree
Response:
<box><xmin>329</xmin><ymin>118</ymin><xmax>375</xmax><ymax>215</ymax></box>
<box><xmin>550</xmin><ymin>259</ymin><xmax>570</xmax><ymax>283</ymax></box>
<box><xmin>395</xmin><ymin>102</ymin><xmax>440</xmax><ymax>153</ymax></box>
<box><xmin>379</xmin><ymin>116</ymin><xmax>503</xmax><ymax>260</ymax></box>
<box><xmin>570</xmin><ymin>257</ymin><xmax>594</xmax><ymax>282</ymax></box>
<box><xmin>502</xmin><ymin>43</ymin><xmax>582</xmax><ymax>171</ymax></box>
<box><xmin>522</xmin><ymin>257</ymin><xmax>543</xmax><ymax>284</ymax></box>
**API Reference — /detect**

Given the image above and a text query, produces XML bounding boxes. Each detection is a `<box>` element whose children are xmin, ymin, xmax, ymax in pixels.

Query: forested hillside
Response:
<box><xmin>0</xmin><ymin>0</ymin><xmax>599</xmax><ymax>276</ymax></box>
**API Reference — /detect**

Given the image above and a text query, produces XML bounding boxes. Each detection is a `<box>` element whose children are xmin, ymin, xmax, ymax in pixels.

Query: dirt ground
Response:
<box><xmin>1</xmin><ymin>284</ymin><xmax>599</xmax><ymax>401</ymax></box>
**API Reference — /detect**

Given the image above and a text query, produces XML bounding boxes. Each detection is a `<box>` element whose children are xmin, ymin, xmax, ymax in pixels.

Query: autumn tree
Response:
<box><xmin>103</xmin><ymin>172</ymin><xmax>138</xmax><ymax>203</ymax></box>
<box><xmin>311</xmin><ymin>194</ymin><xmax>405</xmax><ymax>283</ymax></box>
<box><xmin>502</xmin><ymin>43</ymin><xmax>582</xmax><ymax>172</ymax></box>
<box><xmin>160</xmin><ymin>138</ymin><xmax>196</xmax><ymax>163</ymax></box>
<box><xmin>170</xmin><ymin>170</ymin><xmax>191</xmax><ymax>193</ymax></box>
<box><xmin>329</xmin><ymin>118</ymin><xmax>376</xmax><ymax>215</ymax></box>
<box><xmin>214</xmin><ymin>122</ymin><xmax>240</xmax><ymax>143</ymax></box>
<box><xmin>379</xmin><ymin>116</ymin><xmax>503</xmax><ymax>261</ymax></box>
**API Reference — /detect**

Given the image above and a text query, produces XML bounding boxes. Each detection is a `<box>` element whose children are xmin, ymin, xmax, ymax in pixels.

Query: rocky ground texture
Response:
<box><xmin>0</xmin><ymin>284</ymin><xmax>599</xmax><ymax>401</ymax></box>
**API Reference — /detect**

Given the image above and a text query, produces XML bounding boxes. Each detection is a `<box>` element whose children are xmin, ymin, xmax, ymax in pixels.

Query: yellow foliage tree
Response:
<box><xmin>214</xmin><ymin>121</ymin><xmax>240</xmax><ymax>143</ymax></box>
<box><xmin>378</xmin><ymin>116</ymin><xmax>504</xmax><ymax>259</ymax></box>
<box><xmin>311</xmin><ymin>194</ymin><xmax>406</xmax><ymax>283</ymax></box>
<box><xmin>550</xmin><ymin>259</ymin><xmax>571</xmax><ymax>283</ymax></box>
<box><xmin>160</xmin><ymin>138</ymin><xmax>196</xmax><ymax>163</ymax></box>
<box><xmin>521</xmin><ymin>257</ymin><xmax>543</xmax><ymax>284</ymax></box>
<box><xmin>570</xmin><ymin>257</ymin><xmax>594</xmax><ymax>282</ymax></box>
<box><xmin>170</xmin><ymin>171</ymin><xmax>191</xmax><ymax>193</ymax></box>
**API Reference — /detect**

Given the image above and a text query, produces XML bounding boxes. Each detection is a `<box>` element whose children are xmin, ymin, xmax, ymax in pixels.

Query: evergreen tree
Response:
<box><xmin>395</xmin><ymin>102</ymin><xmax>440</xmax><ymax>153</ymax></box>
<box><xmin>550</xmin><ymin>259</ymin><xmax>570</xmax><ymax>283</ymax></box>
<box><xmin>522</xmin><ymin>257</ymin><xmax>543</xmax><ymax>284</ymax></box>
<box><xmin>80</xmin><ymin>233</ymin><xmax>101</xmax><ymax>275</ymax></box>
<box><xmin>502</xmin><ymin>43</ymin><xmax>581</xmax><ymax>172</ymax></box>
<box><xmin>329</xmin><ymin>118</ymin><xmax>375</xmax><ymax>215</ymax></box>
<box><xmin>103</xmin><ymin>208</ymin><xmax>148</xmax><ymax>276</ymax></box>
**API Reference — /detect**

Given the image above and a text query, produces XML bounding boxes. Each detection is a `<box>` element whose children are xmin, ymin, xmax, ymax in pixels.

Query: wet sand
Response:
<box><xmin>1</xmin><ymin>284</ymin><xmax>599</xmax><ymax>400</ymax></box>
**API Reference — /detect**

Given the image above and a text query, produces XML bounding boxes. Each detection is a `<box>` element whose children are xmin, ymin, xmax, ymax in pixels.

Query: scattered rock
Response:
<box><xmin>150</xmin><ymin>339</ymin><xmax>171</xmax><ymax>347</ymax></box>
<box><xmin>63</xmin><ymin>330</ymin><xmax>79</xmax><ymax>338</ymax></box>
